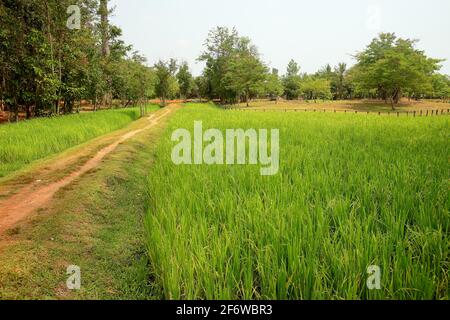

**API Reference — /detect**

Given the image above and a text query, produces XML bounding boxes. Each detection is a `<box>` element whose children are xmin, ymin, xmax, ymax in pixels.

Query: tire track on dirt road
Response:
<box><xmin>0</xmin><ymin>106</ymin><xmax>177</xmax><ymax>235</ymax></box>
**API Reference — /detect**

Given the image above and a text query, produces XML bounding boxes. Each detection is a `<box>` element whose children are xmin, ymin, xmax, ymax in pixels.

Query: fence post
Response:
<box><xmin>397</xmin><ymin>112</ymin><xmax>399</xmax><ymax>117</ymax></box>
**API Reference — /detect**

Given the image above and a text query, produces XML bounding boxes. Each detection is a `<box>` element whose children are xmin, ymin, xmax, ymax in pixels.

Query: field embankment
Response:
<box><xmin>0</xmin><ymin>106</ymin><xmax>177</xmax><ymax>299</ymax></box>
<box><xmin>145</xmin><ymin>103</ymin><xmax>449</xmax><ymax>300</ymax></box>
<box><xmin>0</xmin><ymin>106</ymin><xmax>159</xmax><ymax>178</ymax></box>
<box><xmin>231</xmin><ymin>99</ymin><xmax>450</xmax><ymax>114</ymax></box>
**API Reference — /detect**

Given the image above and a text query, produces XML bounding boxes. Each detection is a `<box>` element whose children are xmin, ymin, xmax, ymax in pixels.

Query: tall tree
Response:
<box><xmin>353</xmin><ymin>33</ymin><xmax>442</xmax><ymax>109</ymax></box>
<box><xmin>99</xmin><ymin>0</ymin><xmax>112</xmax><ymax>108</ymax></box>
<box><xmin>154</xmin><ymin>60</ymin><xmax>179</xmax><ymax>107</ymax></box>
<box><xmin>223</xmin><ymin>41</ymin><xmax>268</xmax><ymax>106</ymax></box>
<box><xmin>177</xmin><ymin>62</ymin><xmax>194</xmax><ymax>101</ymax></box>
<box><xmin>264</xmin><ymin>69</ymin><xmax>284</xmax><ymax>102</ymax></box>
<box><xmin>99</xmin><ymin>0</ymin><xmax>110</xmax><ymax>58</ymax></box>
<box><xmin>199</xmin><ymin>27</ymin><xmax>240</xmax><ymax>103</ymax></box>
<box><xmin>283</xmin><ymin>60</ymin><xmax>302</xmax><ymax>100</ymax></box>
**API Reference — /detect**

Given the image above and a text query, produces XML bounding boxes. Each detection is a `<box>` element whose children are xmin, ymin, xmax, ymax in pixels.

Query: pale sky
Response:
<box><xmin>109</xmin><ymin>0</ymin><xmax>450</xmax><ymax>76</ymax></box>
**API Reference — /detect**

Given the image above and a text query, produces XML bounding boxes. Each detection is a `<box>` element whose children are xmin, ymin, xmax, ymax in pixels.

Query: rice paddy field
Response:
<box><xmin>0</xmin><ymin>106</ymin><xmax>157</xmax><ymax>178</ymax></box>
<box><xmin>145</xmin><ymin>103</ymin><xmax>449</xmax><ymax>300</ymax></box>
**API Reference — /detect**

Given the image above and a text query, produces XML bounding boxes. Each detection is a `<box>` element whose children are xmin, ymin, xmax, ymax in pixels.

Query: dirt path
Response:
<box><xmin>0</xmin><ymin>106</ymin><xmax>176</xmax><ymax>235</ymax></box>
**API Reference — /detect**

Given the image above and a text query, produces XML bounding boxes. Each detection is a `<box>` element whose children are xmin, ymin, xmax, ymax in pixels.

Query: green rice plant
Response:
<box><xmin>0</xmin><ymin>106</ymin><xmax>158</xmax><ymax>177</ymax></box>
<box><xmin>145</xmin><ymin>103</ymin><xmax>449</xmax><ymax>300</ymax></box>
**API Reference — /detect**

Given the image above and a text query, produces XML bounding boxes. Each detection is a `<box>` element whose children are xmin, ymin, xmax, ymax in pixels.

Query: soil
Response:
<box><xmin>0</xmin><ymin>106</ymin><xmax>177</xmax><ymax>234</ymax></box>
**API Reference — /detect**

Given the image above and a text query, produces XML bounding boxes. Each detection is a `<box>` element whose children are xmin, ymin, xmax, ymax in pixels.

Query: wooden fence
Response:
<box><xmin>224</xmin><ymin>107</ymin><xmax>450</xmax><ymax>117</ymax></box>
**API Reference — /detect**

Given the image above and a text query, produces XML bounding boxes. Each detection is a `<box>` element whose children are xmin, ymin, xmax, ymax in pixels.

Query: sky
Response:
<box><xmin>109</xmin><ymin>0</ymin><xmax>450</xmax><ymax>76</ymax></box>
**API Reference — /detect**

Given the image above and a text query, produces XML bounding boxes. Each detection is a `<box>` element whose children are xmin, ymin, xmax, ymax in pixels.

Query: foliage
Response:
<box><xmin>154</xmin><ymin>60</ymin><xmax>179</xmax><ymax>106</ymax></box>
<box><xmin>301</xmin><ymin>77</ymin><xmax>332</xmax><ymax>100</ymax></box>
<box><xmin>0</xmin><ymin>0</ymin><xmax>155</xmax><ymax>120</ymax></box>
<box><xmin>177</xmin><ymin>62</ymin><xmax>194</xmax><ymax>100</ymax></box>
<box><xmin>352</xmin><ymin>33</ymin><xmax>443</xmax><ymax>108</ymax></box>
<box><xmin>199</xmin><ymin>27</ymin><xmax>269</xmax><ymax>104</ymax></box>
<box><xmin>264</xmin><ymin>70</ymin><xmax>284</xmax><ymax>100</ymax></box>
<box><xmin>282</xmin><ymin>60</ymin><xmax>303</xmax><ymax>100</ymax></box>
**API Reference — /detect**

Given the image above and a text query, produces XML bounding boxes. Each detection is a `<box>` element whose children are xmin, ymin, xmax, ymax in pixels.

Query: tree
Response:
<box><xmin>194</xmin><ymin>76</ymin><xmax>210</xmax><ymax>100</ymax></box>
<box><xmin>286</xmin><ymin>59</ymin><xmax>300</xmax><ymax>77</ymax></box>
<box><xmin>335</xmin><ymin>63</ymin><xmax>347</xmax><ymax>100</ymax></box>
<box><xmin>112</xmin><ymin>53</ymin><xmax>156</xmax><ymax>110</ymax></box>
<box><xmin>301</xmin><ymin>77</ymin><xmax>332</xmax><ymax>101</ymax></box>
<box><xmin>198</xmin><ymin>27</ymin><xmax>240</xmax><ymax>103</ymax></box>
<box><xmin>223</xmin><ymin>38</ymin><xmax>268</xmax><ymax>106</ymax></box>
<box><xmin>264</xmin><ymin>69</ymin><xmax>284</xmax><ymax>102</ymax></box>
<box><xmin>353</xmin><ymin>33</ymin><xmax>442</xmax><ymax>109</ymax></box>
<box><xmin>430</xmin><ymin>74</ymin><xmax>450</xmax><ymax>101</ymax></box>
<box><xmin>154</xmin><ymin>60</ymin><xmax>179</xmax><ymax>107</ymax></box>
<box><xmin>177</xmin><ymin>62</ymin><xmax>194</xmax><ymax>101</ymax></box>
<box><xmin>283</xmin><ymin>60</ymin><xmax>302</xmax><ymax>100</ymax></box>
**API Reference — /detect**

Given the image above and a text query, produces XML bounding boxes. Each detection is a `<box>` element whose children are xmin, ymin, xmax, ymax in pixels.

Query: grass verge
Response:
<box><xmin>0</xmin><ymin>110</ymin><xmax>167</xmax><ymax>299</ymax></box>
<box><xmin>0</xmin><ymin>105</ymin><xmax>159</xmax><ymax>178</ymax></box>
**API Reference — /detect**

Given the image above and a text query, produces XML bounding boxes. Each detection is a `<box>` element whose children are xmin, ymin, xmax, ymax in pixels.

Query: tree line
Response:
<box><xmin>1</xmin><ymin>1</ymin><xmax>449</xmax><ymax>122</ymax></box>
<box><xmin>193</xmin><ymin>27</ymin><xmax>450</xmax><ymax>109</ymax></box>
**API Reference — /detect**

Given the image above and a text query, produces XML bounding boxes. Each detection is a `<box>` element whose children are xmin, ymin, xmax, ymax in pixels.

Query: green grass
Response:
<box><xmin>0</xmin><ymin>106</ymin><xmax>158</xmax><ymax>178</ymax></box>
<box><xmin>0</xmin><ymin>115</ymin><xmax>164</xmax><ymax>299</ymax></box>
<box><xmin>145</xmin><ymin>103</ymin><xmax>449</xmax><ymax>300</ymax></box>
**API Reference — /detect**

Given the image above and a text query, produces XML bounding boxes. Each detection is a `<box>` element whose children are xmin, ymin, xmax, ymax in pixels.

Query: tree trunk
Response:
<box><xmin>390</xmin><ymin>98</ymin><xmax>396</xmax><ymax>111</ymax></box>
<box><xmin>94</xmin><ymin>95</ymin><xmax>98</xmax><ymax>112</ymax></box>
<box><xmin>25</xmin><ymin>105</ymin><xmax>32</xmax><ymax>119</ymax></box>
<box><xmin>100</xmin><ymin>0</ymin><xmax>110</xmax><ymax>58</ymax></box>
<box><xmin>13</xmin><ymin>99</ymin><xmax>19</xmax><ymax>122</ymax></box>
<box><xmin>100</xmin><ymin>0</ymin><xmax>112</xmax><ymax>107</ymax></box>
<box><xmin>45</xmin><ymin>2</ymin><xmax>58</xmax><ymax>115</ymax></box>
<box><xmin>0</xmin><ymin>68</ymin><xmax>4</xmax><ymax>112</ymax></box>
<box><xmin>55</xmin><ymin>99</ymin><xmax>60</xmax><ymax>115</ymax></box>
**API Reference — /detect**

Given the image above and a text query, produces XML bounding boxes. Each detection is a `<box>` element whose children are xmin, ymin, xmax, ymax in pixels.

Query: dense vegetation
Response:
<box><xmin>145</xmin><ymin>103</ymin><xmax>449</xmax><ymax>300</ymax></box>
<box><xmin>0</xmin><ymin>0</ymin><xmax>156</xmax><ymax>121</ymax></box>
